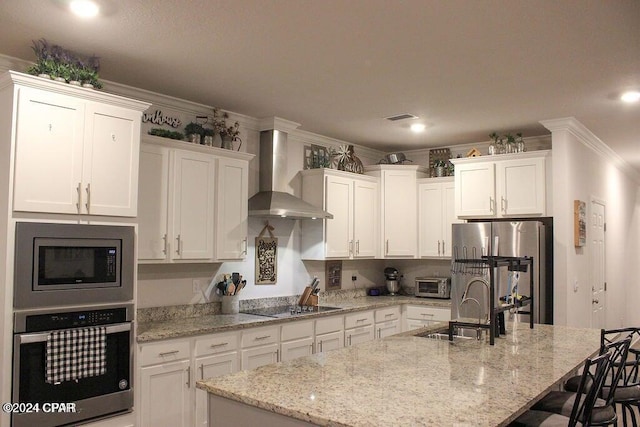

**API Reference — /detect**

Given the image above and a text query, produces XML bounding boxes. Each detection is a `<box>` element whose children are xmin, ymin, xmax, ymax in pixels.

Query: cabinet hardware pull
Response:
<box><xmin>255</xmin><ymin>335</ymin><xmax>271</xmax><ymax>340</ymax></box>
<box><xmin>319</xmin><ymin>341</ymin><xmax>323</xmax><ymax>352</ymax></box>
<box><xmin>275</xmin><ymin>349</ymin><xmax>279</xmax><ymax>361</ymax></box>
<box><xmin>158</xmin><ymin>350</ymin><xmax>179</xmax><ymax>357</ymax></box>
<box><xmin>442</xmin><ymin>241</ymin><xmax>446</xmax><ymax>255</ymax></box>
<box><xmin>85</xmin><ymin>183</ymin><xmax>91</xmax><ymax>213</ymax></box>
<box><xmin>175</xmin><ymin>235</ymin><xmax>181</xmax><ymax>255</ymax></box>
<box><xmin>489</xmin><ymin>197</ymin><xmax>494</xmax><ymax>213</ymax></box>
<box><xmin>356</xmin><ymin>318</ymin><xmax>367</xmax><ymax>322</ymax></box>
<box><xmin>420</xmin><ymin>313</ymin><xmax>434</xmax><ymax>317</ymax></box>
<box><xmin>385</xmin><ymin>239</ymin><xmax>389</xmax><ymax>255</ymax></box>
<box><xmin>356</xmin><ymin>240</ymin><xmax>360</xmax><ymax>255</ymax></box>
<box><xmin>76</xmin><ymin>182</ymin><xmax>82</xmax><ymax>213</ymax></box>
<box><xmin>186</xmin><ymin>366</ymin><xmax>191</xmax><ymax>388</ymax></box>
<box><xmin>378</xmin><ymin>328</ymin><xmax>381</xmax><ymax>339</ymax></box>
<box><xmin>348</xmin><ymin>335</ymin><xmax>352</xmax><ymax>346</ymax></box>
<box><xmin>200</xmin><ymin>364</ymin><xmax>204</xmax><ymax>380</ymax></box>
<box><xmin>385</xmin><ymin>313</ymin><xmax>394</xmax><ymax>317</ymax></box>
<box><xmin>162</xmin><ymin>234</ymin><xmax>167</xmax><ymax>255</ymax></box>
<box><xmin>111</xmin><ymin>133</ymin><xmax>116</xmax><ymax>142</ymax></box>
<box><xmin>241</xmin><ymin>238</ymin><xmax>248</xmax><ymax>255</ymax></box>
<box><xmin>48</xmin><ymin>124</ymin><xmax>52</xmax><ymax>132</ymax></box>
<box><xmin>501</xmin><ymin>197</ymin><xmax>506</xmax><ymax>213</ymax></box>
<box><xmin>438</xmin><ymin>240</ymin><xmax>441</xmax><ymax>255</ymax></box>
<box><xmin>210</xmin><ymin>342</ymin><xmax>228</xmax><ymax>348</ymax></box>
<box><xmin>349</xmin><ymin>240</ymin><xmax>354</xmax><ymax>256</ymax></box>
<box><xmin>310</xmin><ymin>344</ymin><xmax>314</xmax><ymax>353</ymax></box>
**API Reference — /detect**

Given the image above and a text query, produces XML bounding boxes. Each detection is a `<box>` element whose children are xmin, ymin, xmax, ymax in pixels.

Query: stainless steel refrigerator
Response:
<box><xmin>450</xmin><ymin>220</ymin><xmax>552</xmax><ymax>325</ymax></box>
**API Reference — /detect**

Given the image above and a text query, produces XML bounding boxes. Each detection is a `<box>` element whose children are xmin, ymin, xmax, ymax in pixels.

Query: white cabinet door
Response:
<box><xmin>418</xmin><ymin>182</ymin><xmax>443</xmax><ymax>257</ymax></box>
<box><xmin>442</xmin><ymin>181</ymin><xmax>460</xmax><ymax>257</ymax></box>
<box><xmin>455</xmin><ymin>162</ymin><xmax>495</xmax><ymax>217</ymax></box>
<box><xmin>325</xmin><ymin>174</ymin><xmax>352</xmax><ymax>258</ymax></box>
<box><xmin>376</xmin><ymin>320</ymin><xmax>400</xmax><ymax>339</ymax></box>
<box><xmin>345</xmin><ymin>325</ymin><xmax>375</xmax><ymax>346</ymax></box>
<box><xmin>419</xmin><ymin>179</ymin><xmax>461</xmax><ymax>258</ymax></box>
<box><xmin>172</xmin><ymin>150</ymin><xmax>216</xmax><ymax>260</ymax></box>
<box><xmin>352</xmin><ymin>178</ymin><xmax>378</xmax><ymax>258</ymax></box>
<box><xmin>195</xmin><ymin>352</ymin><xmax>239</xmax><ymax>427</ymax></box>
<box><xmin>82</xmin><ymin>103</ymin><xmax>141</xmax><ymax>216</ymax></box>
<box><xmin>139</xmin><ymin>360</ymin><xmax>191</xmax><ymax>427</ymax></box>
<box><xmin>496</xmin><ymin>158</ymin><xmax>545</xmax><ymax>216</ymax></box>
<box><xmin>241</xmin><ymin>344</ymin><xmax>279</xmax><ymax>371</ymax></box>
<box><xmin>382</xmin><ymin>170</ymin><xmax>417</xmax><ymax>257</ymax></box>
<box><xmin>138</xmin><ymin>144</ymin><xmax>170</xmax><ymax>261</ymax></box>
<box><xmin>315</xmin><ymin>331</ymin><xmax>344</xmax><ymax>353</ymax></box>
<box><xmin>13</xmin><ymin>87</ymin><xmax>85</xmax><ymax>214</ymax></box>
<box><xmin>280</xmin><ymin>337</ymin><xmax>314</xmax><ymax>362</ymax></box>
<box><xmin>215</xmin><ymin>157</ymin><xmax>249</xmax><ymax>260</ymax></box>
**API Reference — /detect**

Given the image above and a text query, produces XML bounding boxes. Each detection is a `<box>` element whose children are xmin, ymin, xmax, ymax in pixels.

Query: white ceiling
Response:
<box><xmin>0</xmin><ymin>0</ymin><xmax>638</xmax><ymax>169</ymax></box>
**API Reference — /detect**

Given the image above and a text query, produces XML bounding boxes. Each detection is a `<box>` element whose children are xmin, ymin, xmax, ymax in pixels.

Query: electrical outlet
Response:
<box><xmin>352</xmin><ymin>275</ymin><xmax>357</xmax><ymax>281</ymax></box>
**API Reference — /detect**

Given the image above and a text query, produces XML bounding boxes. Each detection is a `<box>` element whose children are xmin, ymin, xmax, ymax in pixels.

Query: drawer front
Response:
<box><xmin>241</xmin><ymin>325</ymin><xmax>279</xmax><ymax>347</ymax></box>
<box><xmin>281</xmin><ymin>320</ymin><xmax>313</xmax><ymax>342</ymax></box>
<box><xmin>405</xmin><ymin>305</ymin><xmax>451</xmax><ymax>321</ymax></box>
<box><xmin>345</xmin><ymin>325</ymin><xmax>375</xmax><ymax>346</ymax></box>
<box><xmin>375</xmin><ymin>306</ymin><xmax>401</xmax><ymax>323</ymax></box>
<box><xmin>140</xmin><ymin>339</ymin><xmax>190</xmax><ymax>366</ymax></box>
<box><xmin>344</xmin><ymin>310</ymin><xmax>374</xmax><ymax>329</ymax></box>
<box><xmin>315</xmin><ymin>315</ymin><xmax>344</xmax><ymax>335</ymax></box>
<box><xmin>195</xmin><ymin>332</ymin><xmax>239</xmax><ymax>357</ymax></box>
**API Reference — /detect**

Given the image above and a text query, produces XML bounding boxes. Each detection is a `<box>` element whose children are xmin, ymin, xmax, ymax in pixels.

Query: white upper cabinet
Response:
<box><xmin>301</xmin><ymin>169</ymin><xmax>378</xmax><ymax>260</ymax></box>
<box><xmin>138</xmin><ymin>137</ymin><xmax>253</xmax><ymax>263</ymax></box>
<box><xmin>215</xmin><ymin>157</ymin><xmax>249</xmax><ymax>260</ymax></box>
<box><xmin>452</xmin><ymin>151</ymin><xmax>550</xmax><ymax>219</ymax></box>
<box><xmin>364</xmin><ymin>165</ymin><xmax>428</xmax><ymax>258</ymax></box>
<box><xmin>7</xmin><ymin>72</ymin><xmax>149</xmax><ymax>217</ymax></box>
<box><xmin>418</xmin><ymin>177</ymin><xmax>461</xmax><ymax>258</ymax></box>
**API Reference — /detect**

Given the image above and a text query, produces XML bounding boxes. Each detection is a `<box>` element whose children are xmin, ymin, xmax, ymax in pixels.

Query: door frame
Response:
<box><xmin>589</xmin><ymin>196</ymin><xmax>606</xmax><ymax>329</ymax></box>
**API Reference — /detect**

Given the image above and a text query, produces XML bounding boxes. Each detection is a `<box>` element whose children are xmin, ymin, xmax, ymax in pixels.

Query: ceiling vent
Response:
<box><xmin>385</xmin><ymin>113</ymin><xmax>418</xmax><ymax>122</ymax></box>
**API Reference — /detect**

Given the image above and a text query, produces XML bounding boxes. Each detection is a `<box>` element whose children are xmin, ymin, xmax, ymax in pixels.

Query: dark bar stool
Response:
<box><xmin>530</xmin><ymin>336</ymin><xmax>630</xmax><ymax>426</ymax></box>
<box><xmin>510</xmin><ymin>350</ymin><xmax>613</xmax><ymax>426</ymax></box>
<box><xmin>565</xmin><ymin>328</ymin><xmax>640</xmax><ymax>427</ymax></box>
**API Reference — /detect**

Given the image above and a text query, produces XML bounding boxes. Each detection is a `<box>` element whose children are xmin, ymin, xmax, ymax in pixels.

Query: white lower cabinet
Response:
<box><xmin>139</xmin><ymin>339</ymin><xmax>192</xmax><ymax>427</ymax></box>
<box><xmin>344</xmin><ymin>310</ymin><xmax>375</xmax><ymax>346</ymax></box>
<box><xmin>241</xmin><ymin>325</ymin><xmax>280</xmax><ymax>370</ymax></box>
<box><xmin>403</xmin><ymin>305</ymin><xmax>451</xmax><ymax>331</ymax></box>
<box><xmin>315</xmin><ymin>315</ymin><xmax>345</xmax><ymax>353</ymax></box>
<box><xmin>280</xmin><ymin>320</ymin><xmax>314</xmax><ymax>362</ymax></box>
<box><xmin>194</xmin><ymin>332</ymin><xmax>240</xmax><ymax>427</ymax></box>
<box><xmin>375</xmin><ymin>306</ymin><xmax>402</xmax><ymax>338</ymax></box>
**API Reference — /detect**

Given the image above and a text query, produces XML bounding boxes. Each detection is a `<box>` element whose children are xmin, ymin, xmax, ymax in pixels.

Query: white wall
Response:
<box><xmin>543</xmin><ymin>118</ymin><xmax>640</xmax><ymax>328</ymax></box>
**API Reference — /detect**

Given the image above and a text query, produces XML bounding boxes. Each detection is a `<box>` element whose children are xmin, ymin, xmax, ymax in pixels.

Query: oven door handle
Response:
<box><xmin>17</xmin><ymin>322</ymin><xmax>132</xmax><ymax>344</ymax></box>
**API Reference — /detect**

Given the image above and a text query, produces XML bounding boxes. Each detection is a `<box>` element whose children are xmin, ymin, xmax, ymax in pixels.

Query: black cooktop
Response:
<box><xmin>240</xmin><ymin>305</ymin><xmax>342</xmax><ymax>319</ymax></box>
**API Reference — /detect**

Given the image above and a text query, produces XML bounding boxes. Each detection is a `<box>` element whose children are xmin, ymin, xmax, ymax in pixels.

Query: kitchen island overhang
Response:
<box><xmin>197</xmin><ymin>323</ymin><xmax>600</xmax><ymax>427</ymax></box>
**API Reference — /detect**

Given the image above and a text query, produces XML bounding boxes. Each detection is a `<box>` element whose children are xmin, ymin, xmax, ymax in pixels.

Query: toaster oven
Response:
<box><xmin>415</xmin><ymin>277</ymin><xmax>451</xmax><ymax>299</ymax></box>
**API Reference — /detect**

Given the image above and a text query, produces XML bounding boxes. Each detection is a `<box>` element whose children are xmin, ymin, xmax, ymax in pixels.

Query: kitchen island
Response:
<box><xmin>197</xmin><ymin>322</ymin><xmax>600</xmax><ymax>426</ymax></box>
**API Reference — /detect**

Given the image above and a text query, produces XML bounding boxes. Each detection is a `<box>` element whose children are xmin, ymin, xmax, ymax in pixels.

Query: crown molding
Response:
<box><xmin>540</xmin><ymin>117</ymin><xmax>640</xmax><ymax>183</ymax></box>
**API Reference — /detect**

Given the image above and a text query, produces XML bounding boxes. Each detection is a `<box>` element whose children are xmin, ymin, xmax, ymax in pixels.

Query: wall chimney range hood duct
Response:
<box><xmin>248</xmin><ymin>128</ymin><xmax>333</xmax><ymax>220</ymax></box>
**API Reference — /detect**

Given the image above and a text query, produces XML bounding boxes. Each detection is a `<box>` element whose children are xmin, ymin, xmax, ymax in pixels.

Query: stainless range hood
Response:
<box><xmin>248</xmin><ymin>129</ymin><xmax>333</xmax><ymax>220</ymax></box>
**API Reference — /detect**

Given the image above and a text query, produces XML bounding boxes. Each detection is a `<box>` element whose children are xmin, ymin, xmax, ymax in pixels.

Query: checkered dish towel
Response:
<box><xmin>46</xmin><ymin>327</ymin><xmax>107</xmax><ymax>384</ymax></box>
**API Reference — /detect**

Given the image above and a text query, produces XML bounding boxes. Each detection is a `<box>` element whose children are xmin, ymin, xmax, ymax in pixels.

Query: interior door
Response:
<box><xmin>590</xmin><ymin>199</ymin><xmax>606</xmax><ymax>329</ymax></box>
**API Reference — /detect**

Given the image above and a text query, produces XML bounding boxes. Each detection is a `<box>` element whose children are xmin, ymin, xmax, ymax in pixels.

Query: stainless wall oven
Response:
<box><xmin>12</xmin><ymin>304</ymin><xmax>134</xmax><ymax>427</ymax></box>
<box><xmin>14</xmin><ymin>222</ymin><xmax>134</xmax><ymax>309</ymax></box>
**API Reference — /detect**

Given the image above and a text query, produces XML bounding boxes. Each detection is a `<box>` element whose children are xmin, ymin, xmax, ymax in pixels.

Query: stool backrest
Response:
<box><xmin>598</xmin><ymin>336</ymin><xmax>631</xmax><ymax>406</ymax></box>
<box><xmin>569</xmin><ymin>350</ymin><xmax>613</xmax><ymax>427</ymax></box>
<box><xmin>602</xmin><ymin>327</ymin><xmax>640</xmax><ymax>386</ymax></box>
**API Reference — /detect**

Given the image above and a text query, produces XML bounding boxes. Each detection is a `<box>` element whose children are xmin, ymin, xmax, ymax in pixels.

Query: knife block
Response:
<box><xmin>305</xmin><ymin>294</ymin><xmax>318</xmax><ymax>307</ymax></box>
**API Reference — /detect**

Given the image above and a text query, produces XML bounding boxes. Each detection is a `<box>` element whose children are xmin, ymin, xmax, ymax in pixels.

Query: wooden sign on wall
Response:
<box><xmin>574</xmin><ymin>200</ymin><xmax>586</xmax><ymax>247</ymax></box>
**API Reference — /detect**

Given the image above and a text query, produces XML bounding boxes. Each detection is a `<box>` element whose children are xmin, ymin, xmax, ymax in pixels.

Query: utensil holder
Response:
<box><xmin>221</xmin><ymin>295</ymin><xmax>239</xmax><ymax>314</ymax></box>
<box><xmin>305</xmin><ymin>295</ymin><xmax>318</xmax><ymax>307</ymax></box>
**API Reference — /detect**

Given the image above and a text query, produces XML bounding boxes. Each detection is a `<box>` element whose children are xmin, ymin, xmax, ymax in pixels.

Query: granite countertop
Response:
<box><xmin>197</xmin><ymin>323</ymin><xmax>600</xmax><ymax>427</ymax></box>
<box><xmin>136</xmin><ymin>295</ymin><xmax>450</xmax><ymax>343</ymax></box>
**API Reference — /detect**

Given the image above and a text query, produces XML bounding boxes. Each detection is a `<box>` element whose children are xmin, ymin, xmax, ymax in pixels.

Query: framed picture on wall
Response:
<box><xmin>574</xmin><ymin>200</ymin><xmax>586</xmax><ymax>247</ymax></box>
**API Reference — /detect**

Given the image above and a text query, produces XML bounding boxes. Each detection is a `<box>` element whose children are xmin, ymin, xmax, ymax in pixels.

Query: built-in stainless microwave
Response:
<box><xmin>14</xmin><ymin>222</ymin><xmax>134</xmax><ymax>309</ymax></box>
<box><xmin>415</xmin><ymin>277</ymin><xmax>451</xmax><ymax>299</ymax></box>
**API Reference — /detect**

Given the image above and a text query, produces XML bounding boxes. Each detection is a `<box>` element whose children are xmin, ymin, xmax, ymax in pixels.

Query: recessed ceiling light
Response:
<box><xmin>620</xmin><ymin>91</ymin><xmax>640</xmax><ymax>103</ymax></box>
<box><xmin>410</xmin><ymin>123</ymin><xmax>426</xmax><ymax>133</ymax></box>
<box><xmin>70</xmin><ymin>0</ymin><xmax>100</xmax><ymax>18</ymax></box>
